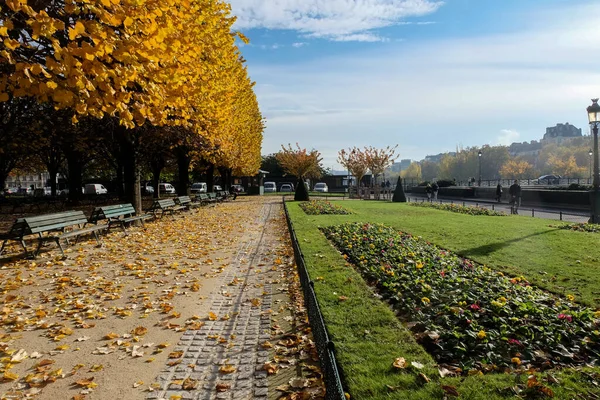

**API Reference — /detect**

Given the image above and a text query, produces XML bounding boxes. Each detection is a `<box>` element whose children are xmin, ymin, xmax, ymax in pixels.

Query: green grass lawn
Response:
<box><xmin>286</xmin><ymin>200</ymin><xmax>600</xmax><ymax>399</ymax></box>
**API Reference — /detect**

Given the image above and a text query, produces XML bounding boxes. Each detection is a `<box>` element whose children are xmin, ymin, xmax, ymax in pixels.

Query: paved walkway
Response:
<box><xmin>148</xmin><ymin>201</ymin><xmax>278</xmax><ymax>400</ymax></box>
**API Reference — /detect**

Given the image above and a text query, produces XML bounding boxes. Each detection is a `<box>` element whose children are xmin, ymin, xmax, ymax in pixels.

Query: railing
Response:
<box><xmin>406</xmin><ymin>196</ymin><xmax>589</xmax><ymax>223</ymax></box>
<box><xmin>282</xmin><ymin>199</ymin><xmax>346</xmax><ymax>400</ymax></box>
<box><xmin>402</xmin><ymin>178</ymin><xmax>594</xmax><ymax>188</ymax></box>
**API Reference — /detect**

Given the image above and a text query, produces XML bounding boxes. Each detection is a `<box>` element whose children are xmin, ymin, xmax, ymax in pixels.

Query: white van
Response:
<box><xmin>158</xmin><ymin>183</ymin><xmax>176</xmax><ymax>194</ymax></box>
<box><xmin>84</xmin><ymin>183</ymin><xmax>108</xmax><ymax>195</ymax></box>
<box><xmin>264</xmin><ymin>182</ymin><xmax>276</xmax><ymax>193</ymax></box>
<box><xmin>190</xmin><ymin>182</ymin><xmax>207</xmax><ymax>194</ymax></box>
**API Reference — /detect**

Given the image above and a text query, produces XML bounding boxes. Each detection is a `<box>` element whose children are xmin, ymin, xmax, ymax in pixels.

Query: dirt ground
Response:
<box><xmin>0</xmin><ymin>196</ymin><xmax>324</xmax><ymax>400</ymax></box>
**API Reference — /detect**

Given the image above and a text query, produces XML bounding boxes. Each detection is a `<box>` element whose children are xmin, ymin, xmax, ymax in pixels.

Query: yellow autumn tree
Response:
<box><xmin>500</xmin><ymin>159</ymin><xmax>533</xmax><ymax>179</ymax></box>
<box><xmin>364</xmin><ymin>145</ymin><xmax>398</xmax><ymax>186</ymax></box>
<box><xmin>276</xmin><ymin>144</ymin><xmax>323</xmax><ymax>201</ymax></box>
<box><xmin>338</xmin><ymin>147</ymin><xmax>368</xmax><ymax>189</ymax></box>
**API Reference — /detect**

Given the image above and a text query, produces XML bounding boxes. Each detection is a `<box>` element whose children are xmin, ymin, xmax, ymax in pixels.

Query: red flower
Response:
<box><xmin>558</xmin><ymin>314</ymin><xmax>573</xmax><ymax>322</ymax></box>
<box><xmin>469</xmin><ymin>304</ymin><xmax>480</xmax><ymax>311</ymax></box>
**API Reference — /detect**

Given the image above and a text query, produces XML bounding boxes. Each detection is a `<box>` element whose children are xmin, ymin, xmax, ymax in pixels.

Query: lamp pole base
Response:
<box><xmin>589</xmin><ymin>189</ymin><xmax>600</xmax><ymax>224</ymax></box>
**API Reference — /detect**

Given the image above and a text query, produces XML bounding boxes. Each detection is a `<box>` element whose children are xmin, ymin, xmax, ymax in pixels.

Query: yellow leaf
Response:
<box><xmin>218</xmin><ymin>364</ymin><xmax>236</xmax><ymax>374</ymax></box>
<box><xmin>103</xmin><ymin>332</ymin><xmax>119</xmax><ymax>340</ymax></box>
<box><xmin>123</xmin><ymin>17</ymin><xmax>134</xmax><ymax>28</ymax></box>
<box><xmin>131</xmin><ymin>326</ymin><xmax>147</xmax><ymax>336</ymax></box>
<box><xmin>3</xmin><ymin>371</ymin><xmax>18</xmax><ymax>381</ymax></box>
<box><xmin>69</xmin><ymin>21</ymin><xmax>85</xmax><ymax>40</ymax></box>
<box><xmin>208</xmin><ymin>312</ymin><xmax>217</xmax><ymax>321</ymax></box>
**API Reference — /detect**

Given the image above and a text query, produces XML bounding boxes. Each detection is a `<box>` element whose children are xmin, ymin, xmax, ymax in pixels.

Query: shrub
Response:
<box><xmin>410</xmin><ymin>202</ymin><xmax>507</xmax><ymax>216</ymax></box>
<box><xmin>299</xmin><ymin>200</ymin><xmax>352</xmax><ymax>215</ymax></box>
<box><xmin>436</xmin><ymin>179</ymin><xmax>455</xmax><ymax>187</ymax></box>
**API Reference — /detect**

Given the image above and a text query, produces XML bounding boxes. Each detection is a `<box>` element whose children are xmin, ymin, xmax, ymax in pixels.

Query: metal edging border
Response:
<box><xmin>282</xmin><ymin>198</ymin><xmax>346</xmax><ymax>400</ymax></box>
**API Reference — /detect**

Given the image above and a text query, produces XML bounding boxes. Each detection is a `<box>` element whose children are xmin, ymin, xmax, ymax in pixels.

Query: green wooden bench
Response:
<box><xmin>0</xmin><ymin>210</ymin><xmax>106</xmax><ymax>258</ymax></box>
<box><xmin>147</xmin><ymin>198</ymin><xmax>186</xmax><ymax>218</ymax></box>
<box><xmin>195</xmin><ymin>193</ymin><xmax>216</xmax><ymax>206</ymax></box>
<box><xmin>207</xmin><ymin>192</ymin><xmax>221</xmax><ymax>203</ymax></box>
<box><xmin>175</xmin><ymin>196</ymin><xmax>201</xmax><ymax>210</ymax></box>
<box><xmin>89</xmin><ymin>203</ymin><xmax>153</xmax><ymax>232</ymax></box>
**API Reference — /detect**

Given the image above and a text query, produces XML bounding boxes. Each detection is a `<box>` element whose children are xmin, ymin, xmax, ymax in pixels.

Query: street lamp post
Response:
<box><xmin>589</xmin><ymin>148</ymin><xmax>594</xmax><ymax>184</ymax></box>
<box><xmin>478</xmin><ymin>150</ymin><xmax>482</xmax><ymax>186</ymax></box>
<box><xmin>587</xmin><ymin>98</ymin><xmax>600</xmax><ymax>223</ymax></box>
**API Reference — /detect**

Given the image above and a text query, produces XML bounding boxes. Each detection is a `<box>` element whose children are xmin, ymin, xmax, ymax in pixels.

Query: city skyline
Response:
<box><xmin>229</xmin><ymin>0</ymin><xmax>600</xmax><ymax>169</ymax></box>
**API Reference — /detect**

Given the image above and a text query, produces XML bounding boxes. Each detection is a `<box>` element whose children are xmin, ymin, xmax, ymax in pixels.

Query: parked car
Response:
<box><xmin>231</xmin><ymin>184</ymin><xmax>244</xmax><ymax>193</ymax></box>
<box><xmin>264</xmin><ymin>181</ymin><xmax>276</xmax><ymax>193</ymax></box>
<box><xmin>17</xmin><ymin>187</ymin><xmax>34</xmax><ymax>196</ymax></box>
<box><xmin>158</xmin><ymin>183</ymin><xmax>176</xmax><ymax>194</ymax></box>
<box><xmin>313</xmin><ymin>182</ymin><xmax>328</xmax><ymax>192</ymax></box>
<box><xmin>280</xmin><ymin>184</ymin><xmax>293</xmax><ymax>192</ymax></box>
<box><xmin>279</xmin><ymin>182</ymin><xmax>295</xmax><ymax>191</ymax></box>
<box><xmin>84</xmin><ymin>183</ymin><xmax>108</xmax><ymax>195</ymax></box>
<box><xmin>534</xmin><ymin>175</ymin><xmax>561</xmax><ymax>185</ymax></box>
<box><xmin>212</xmin><ymin>185</ymin><xmax>222</xmax><ymax>192</ymax></box>
<box><xmin>141</xmin><ymin>183</ymin><xmax>154</xmax><ymax>195</ymax></box>
<box><xmin>190</xmin><ymin>182</ymin><xmax>207</xmax><ymax>194</ymax></box>
<box><xmin>4</xmin><ymin>187</ymin><xmax>18</xmax><ymax>195</ymax></box>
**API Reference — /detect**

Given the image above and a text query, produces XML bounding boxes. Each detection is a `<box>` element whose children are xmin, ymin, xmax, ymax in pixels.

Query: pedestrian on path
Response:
<box><xmin>432</xmin><ymin>181</ymin><xmax>439</xmax><ymax>200</ymax></box>
<box><xmin>425</xmin><ymin>183</ymin><xmax>432</xmax><ymax>200</ymax></box>
<box><xmin>509</xmin><ymin>180</ymin><xmax>521</xmax><ymax>214</ymax></box>
<box><xmin>495</xmin><ymin>182</ymin><xmax>502</xmax><ymax>202</ymax></box>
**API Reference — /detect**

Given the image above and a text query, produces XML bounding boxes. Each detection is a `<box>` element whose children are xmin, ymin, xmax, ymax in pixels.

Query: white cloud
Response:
<box><xmin>496</xmin><ymin>130</ymin><xmax>520</xmax><ymax>146</ymax></box>
<box><xmin>228</xmin><ymin>0</ymin><xmax>442</xmax><ymax>41</ymax></box>
<box><xmin>245</xmin><ymin>3</ymin><xmax>600</xmax><ymax>167</ymax></box>
<box><xmin>292</xmin><ymin>42</ymin><xmax>308</xmax><ymax>48</ymax></box>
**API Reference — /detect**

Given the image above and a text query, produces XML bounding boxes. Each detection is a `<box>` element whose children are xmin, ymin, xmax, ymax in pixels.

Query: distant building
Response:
<box><xmin>508</xmin><ymin>140</ymin><xmax>542</xmax><ymax>157</ymax></box>
<box><xmin>541</xmin><ymin>122</ymin><xmax>582</xmax><ymax>144</ymax></box>
<box><xmin>5</xmin><ymin>172</ymin><xmax>52</xmax><ymax>190</ymax></box>
<box><xmin>390</xmin><ymin>159</ymin><xmax>412</xmax><ymax>172</ymax></box>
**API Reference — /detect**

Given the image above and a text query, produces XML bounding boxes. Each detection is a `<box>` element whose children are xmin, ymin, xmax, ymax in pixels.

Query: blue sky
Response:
<box><xmin>228</xmin><ymin>0</ymin><xmax>600</xmax><ymax>169</ymax></box>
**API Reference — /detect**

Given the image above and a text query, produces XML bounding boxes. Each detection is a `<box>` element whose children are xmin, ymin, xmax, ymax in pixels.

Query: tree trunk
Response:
<box><xmin>120</xmin><ymin>128</ymin><xmax>141</xmax><ymax>213</ymax></box>
<box><xmin>217</xmin><ymin>166</ymin><xmax>228</xmax><ymax>190</ymax></box>
<box><xmin>115</xmin><ymin>161</ymin><xmax>124</xmax><ymax>199</ymax></box>
<box><xmin>0</xmin><ymin>157</ymin><xmax>16</xmax><ymax>194</ymax></box>
<box><xmin>66</xmin><ymin>152</ymin><xmax>83</xmax><ymax>204</ymax></box>
<box><xmin>206</xmin><ymin>163</ymin><xmax>214</xmax><ymax>192</ymax></box>
<box><xmin>175</xmin><ymin>147</ymin><xmax>191</xmax><ymax>195</ymax></box>
<box><xmin>48</xmin><ymin>165</ymin><xmax>58</xmax><ymax>197</ymax></box>
<box><xmin>294</xmin><ymin>178</ymin><xmax>309</xmax><ymax>201</ymax></box>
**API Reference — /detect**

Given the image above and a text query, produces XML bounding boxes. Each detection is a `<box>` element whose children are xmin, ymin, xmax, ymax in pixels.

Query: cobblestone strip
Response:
<box><xmin>149</xmin><ymin>202</ymin><xmax>276</xmax><ymax>400</ymax></box>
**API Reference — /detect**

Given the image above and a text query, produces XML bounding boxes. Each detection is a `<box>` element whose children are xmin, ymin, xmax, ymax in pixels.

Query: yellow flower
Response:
<box><xmin>421</xmin><ymin>297</ymin><xmax>430</xmax><ymax>304</ymax></box>
<box><xmin>594</xmin><ymin>311</ymin><xmax>600</xmax><ymax>319</ymax></box>
<box><xmin>416</xmin><ymin>261</ymin><xmax>424</xmax><ymax>269</ymax></box>
<box><xmin>511</xmin><ymin>357</ymin><xmax>521</xmax><ymax>365</ymax></box>
<box><xmin>477</xmin><ymin>330</ymin><xmax>486</xmax><ymax>339</ymax></box>
<box><xmin>347</xmin><ymin>244</ymin><xmax>352</xmax><ymax>249</ymax></box>
<box><xmin>566</xmin><ymin>294</ymin><xmax>575</xmax><ymax>302</ymax></box>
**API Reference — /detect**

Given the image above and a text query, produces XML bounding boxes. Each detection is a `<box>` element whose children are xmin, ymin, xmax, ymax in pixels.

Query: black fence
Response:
<box><xmin>406</xmin><ymin>196</ymin><xmax>589</xmax><ymax>223</ymax></box>
<box><xmin>282</xmin><ymin>199</ymin><xmax>346</xmax><ymax>400</ymax></box>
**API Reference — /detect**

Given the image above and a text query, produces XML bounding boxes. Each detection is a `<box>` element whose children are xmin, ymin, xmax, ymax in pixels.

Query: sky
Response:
<box><xmin>228</xmin><ymin>0</ymin><xmax>600</xmax><ymax>169</ymax></box>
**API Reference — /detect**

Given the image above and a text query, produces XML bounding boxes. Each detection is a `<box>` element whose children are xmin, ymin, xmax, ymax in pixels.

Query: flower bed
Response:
<box><xmin>553</xmin><ymin>223</ymin><xmax>600</xmax><ymax>233</ymax></box>
<box><xmin>410</xmin><ymin>202</ymin><xmax>506</xmax><ymax>216</ymax></box>
<box><xmin>322</xmin><ymin>222</ymin><xmax>600</xmax><ymax>372</ymax></box>
<box><xmin>299</xmin><ymin>200</ymin><xmax>352</xmax><ymax>215</ymax></box>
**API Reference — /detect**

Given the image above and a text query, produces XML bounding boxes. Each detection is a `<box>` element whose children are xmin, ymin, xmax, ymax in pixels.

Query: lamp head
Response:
<box><xmin>588</xmin><ymin>98</ymin><xmax>600</xmax><ymax>124</ymax></box>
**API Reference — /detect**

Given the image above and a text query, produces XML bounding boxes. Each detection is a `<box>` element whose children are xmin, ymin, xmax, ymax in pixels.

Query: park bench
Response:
<box><xmin>217</xmin><ymin>191</ymin><xmax>231</xmax><ymax>201</ymax></box>
<box><xmin>195</xmin><ymin>193</ymin><xmax>216</xmax><ymax>206</ymax></box>
<box><xmin>207</xmin><ymin>192</ymin><xmax>221</xmax><ymax>203</ymax></box>
<box><xmin>147</xmin><ymin>198</ymin><xmax>186</xmax><ymax>218</ymax></box>
<box><xmin>0</xmin><ymin>210</ymin><xmax>105</xmax><ymax>258</ymax></box>
<box><xmin>175</xmin><ymin>196</ymin><xmax>201</xmax><ymax>210</ymax></box>
<box><xmin>89</xmin><ymin>203</ymin><xmax>153</xmax><ymax>233</ymax></box>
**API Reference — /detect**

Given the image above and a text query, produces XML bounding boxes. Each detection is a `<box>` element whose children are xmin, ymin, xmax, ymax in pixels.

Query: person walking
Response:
<box><xmin>425</xmin><ymin>183</ymin><xmax>432</xmax><ymax>201</ymax></box>
<box><xmin>508</xmin><ymin>180</ymin><xmax>521</xmax><ymax>214</ymax></box>
<box><xmin>431</xmin><ymin>181</ymin><xmax>439</xmax><ymax>200</ymax></box>
<box><xmin>495</xmin><ymin>182</ymin><xmax>502</xmax><ymax>203</ymax></box>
